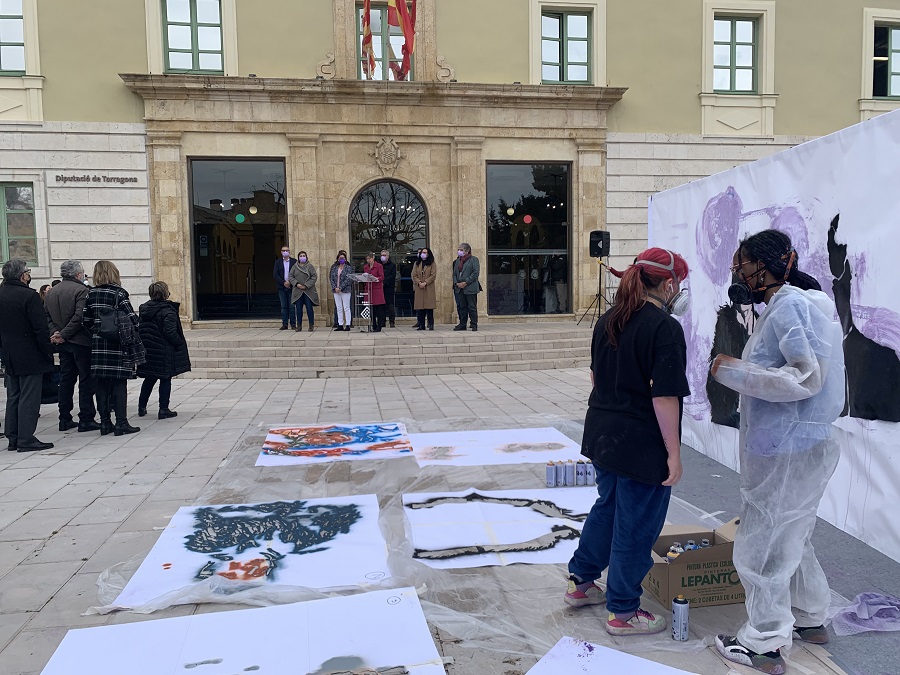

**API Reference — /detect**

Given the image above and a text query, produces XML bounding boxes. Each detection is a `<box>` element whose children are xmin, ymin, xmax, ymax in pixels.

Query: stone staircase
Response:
<box><xmin>184</xmin><ymin>322</ymin><xmax>594</xmax><ymax>378</ymax></box>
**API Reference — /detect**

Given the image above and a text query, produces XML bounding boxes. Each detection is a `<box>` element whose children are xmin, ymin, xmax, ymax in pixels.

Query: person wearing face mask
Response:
<box><xmin>710</xmin><ymin>230</ymin><xmax>844</xmax><ymax>675</ymax></box>
<box><xmin>273</xmin><ymin>245</ymin><xmax>297</xmax><ymax>330</ymax></box>
<box><xmin>412</xmin><ymin>247</ymin><xmax>436</xmax><ymax>330</ymax></box>
<box><xmin>380</xmin><ymin>250</ymin><xmax>397</xmax><ymax>329</ymax></box>
<box><xmin>452</xmin><ymin>242</ymin><xmax>481</xmax><ymax>331</ymax></box>
<box><xmin>330</xmin><ymin>250</ymin><xmax>353</xmax><ymax>331</ymax></box>
<box><xmin>289</xmin><ymin>250</ymin><xmax>320</xmax><ymax>332</ymax></box>
<box><xmin>564</xmin><ymin>248</ymin><xmax>690</xmax><ymax>638</ymax></box>
<box><xmin>363</xmin><ymin>253</ymin><xmax>386</xmax><ymax>332</ymax></box>
<box><xmin>0</xmin><ymin>259</ymin><xmax>55</xmax><ymax>451</ymax></box>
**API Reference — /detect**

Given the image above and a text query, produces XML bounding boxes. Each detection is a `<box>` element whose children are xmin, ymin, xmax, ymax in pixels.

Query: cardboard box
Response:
<box><xmin>642</xmin><ymin>518</ymin><xmax>745</xmax><ymax>608</ymax></box>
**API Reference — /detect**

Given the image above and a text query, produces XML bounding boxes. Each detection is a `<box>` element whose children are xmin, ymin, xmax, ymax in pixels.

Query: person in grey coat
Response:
<box><xmin>452</xmin><ymin>242</ymin><xmax>481</xmax><ymax>331</ymax></box>
<box><xmin>0</xmin><ymin>259</ymin><xmax>54</xmax><ymax>452</ymax></box>
<box><xmin>290</xmin><ymin>250</ymin><xmax>320</xmax><ymax>332</ymax></box>
<box><xmin>45</xmin><ymin>259</ymin><xmax>99</xmax><ymax>433</ymax></box>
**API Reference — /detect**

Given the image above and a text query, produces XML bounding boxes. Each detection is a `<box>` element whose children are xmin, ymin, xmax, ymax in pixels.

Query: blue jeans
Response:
<box><xmin>294</xmin><ymin>294</ymin><xmax>315</xmax><ymax>327</ymax></box>
<box><xmin>568</xmin><ymin>467</ymin><xmax>671</xmax><ymax>613</ymax></box>
<box><xmin>277</xmin><ymin>286</ymin><xmax>296</xmax><ymax>327</ymax></box>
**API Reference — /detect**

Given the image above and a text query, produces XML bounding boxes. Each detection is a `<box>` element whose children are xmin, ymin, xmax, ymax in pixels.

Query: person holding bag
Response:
<box><xmin>82</xmin><ymin>260</ymin><xmax>145</xmax><ymax>436</ymax></box>
<box><xmin>137</xmin><ymin>281</ymin><xmax>191</xmax><ymax>419</ymax></box>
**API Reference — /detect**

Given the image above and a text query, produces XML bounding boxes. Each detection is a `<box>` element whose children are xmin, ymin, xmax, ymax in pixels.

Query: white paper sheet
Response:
<box><xmin>256</xmin><ymin>422</ymin><xmax>414</xmax><ymax>466</ymax></box>
<box><xmin>112</xmin><ymin>495</ymin><xmax>390</xmax><ymax>610</ymax></box>
<box><xmin>403</xmin><ymin>487</ymin><xmax>598</xmax><ymax>569</ymax></box>
<box><xmin>43</xmin><ymin>588</ymin><xmax>444</xmax><ymax>675</ymax></box>
<box><xmin>649</xmin><ymin>109</ymin><xmax>900</xmax><ymax>562</ymax></box>
<box><xmin>410</xmin><ymin>427</ymin><xmax>583</xmax><ymax>467</ymax></box>
<box><xmin>527</xmin><ymin>636</ymin><xmax>698</xmax><ymax>674</ymax></box>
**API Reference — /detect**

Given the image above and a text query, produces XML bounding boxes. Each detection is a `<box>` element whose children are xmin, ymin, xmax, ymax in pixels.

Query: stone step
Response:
<box><xmin>185</xmin><ymin>357</ymin><xmax>591</xmax><ymax>379</ymax></box>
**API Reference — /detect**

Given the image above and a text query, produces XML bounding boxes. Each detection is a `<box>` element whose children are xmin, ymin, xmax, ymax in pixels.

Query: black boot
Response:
<box><xmin>453</xmin><ymin>324</ymin><xmax>467</xmax><ymax>331</ymax></box>
<box><xmin>158</xmin><ymin>409</ymin><xmax>178</xmax><ymax>419</ymax></box>
<box><xmin>114</xmin><ymin>421</ymin><xmax>141</xmax><ymax>436</ymax></box>
<box><xmin>100</xmin><ymin>419</ymin><xmax>114</xmax><ymax>436</ymax></box>
<box><xmin>77</xmin><ymin>420</ymin><xmax>101</xmax><ymax>432</ymax></box>
<box><xmin>137</xmin><ymin>405</ymin><xmax>147</xmax><ymax>417</ymax></box>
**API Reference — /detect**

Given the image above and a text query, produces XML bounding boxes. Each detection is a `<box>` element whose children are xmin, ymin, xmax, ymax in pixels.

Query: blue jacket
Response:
<box><xmin>273</xmin><ymin>257</ymin><xmax>296</xmax><ymax>289</ymax></box>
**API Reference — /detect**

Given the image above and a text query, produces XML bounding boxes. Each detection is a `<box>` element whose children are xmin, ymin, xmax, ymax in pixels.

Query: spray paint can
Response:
<box><xmin>672</xmin><ymin>594</ymin><xmax>690</xmax><ymax>641</ymax></box>
<box><xmin>575</xmin><ymin>460</ymin><xmax>587</xmax><ymax>486</ymax></box>
<box><xmin>699</xmin><ymin>538</ymin><xmax>711</xmax><ymax>549</ymax></box>
<box><xmin>672</xmin><ymin>541</ymin><xmax>684</xmax><ymax>554</ymax></box>
<box><xmin>666</xmin><ymin>546</ymin><xmax>680</xmax><ymax>562</ymax></box>
<box><xmin>555</xmin><ymin>461</ymin><xmax>566</xmax><ymax>487</ymax></box>
<box><xmin>546</xmin><ymin>462</ymin><xmax>556</xmax><ymax>488</ymax></box>
<box><xmin>685</xmin><ymin>539</ymin><xmax>698</xmax><ymax>551</ymax></box>
<box><xmin>584</xmin><ymin>462</ymin><xmax>595</xmax><ymax>486</ymax></box>
<box><xmin>564</xmin><ymin>460</ymin><xmax>576</xmax><ymax>486</ymax></box>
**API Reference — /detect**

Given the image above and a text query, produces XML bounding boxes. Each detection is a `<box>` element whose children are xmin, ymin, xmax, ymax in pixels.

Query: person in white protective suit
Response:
<box><xmin>711</xmin><ymin>229</ymin><xmax>845</xmax><ymax>675</ymax></box>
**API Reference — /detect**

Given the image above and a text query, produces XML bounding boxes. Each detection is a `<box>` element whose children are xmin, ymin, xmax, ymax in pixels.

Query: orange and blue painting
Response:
<box><xmin>257</xmin><ymin>423</ymin><xmax>413</xmax><ymax>466</ymax></box>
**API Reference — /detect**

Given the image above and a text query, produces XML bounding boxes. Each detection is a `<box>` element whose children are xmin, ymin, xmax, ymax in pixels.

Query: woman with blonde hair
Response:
<box><xmin>81</xmin><ymin>260</ymin><xmax>145</xmax><ymax>436</ymax></box>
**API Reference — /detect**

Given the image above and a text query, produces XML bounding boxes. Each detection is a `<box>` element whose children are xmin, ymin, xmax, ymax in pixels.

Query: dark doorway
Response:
<box><xmin>190</xmin><ymin>159</ymin><xmax>287</xmax><ymax>320</ymax></box>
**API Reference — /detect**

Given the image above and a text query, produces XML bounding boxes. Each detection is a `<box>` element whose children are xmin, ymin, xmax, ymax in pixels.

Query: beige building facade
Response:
<box><xmin>2</xmin><ymin>0</ymin><xmax>900</xmax><ymax>321</ymax></box>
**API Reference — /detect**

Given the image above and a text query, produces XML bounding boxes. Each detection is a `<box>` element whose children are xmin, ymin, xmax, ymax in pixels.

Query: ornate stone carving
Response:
<box><xmin>436</xmin><ymin>56</ymin><xmax>456</xmax><ymax>83</ymax></box>
<box><xmin>316</xmin><ymin>52</ymin><xmax>336</xmax><ymax>80</ymax></box>
<box><xmin>370</xmin><ymin>137</ymin><xmax>401</xmax><ymax>175</ymax></box>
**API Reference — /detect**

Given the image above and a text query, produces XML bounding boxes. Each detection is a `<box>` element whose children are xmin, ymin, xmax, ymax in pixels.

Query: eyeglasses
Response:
<box><xmin>730</xmin><ymin>260</ymin><xmax>755</xmax><ymax>275</ymax></box>
<box><xmin>23</xmin><ymin>268</ymin><xmax>32</xmax><ymax>275</ymax></box>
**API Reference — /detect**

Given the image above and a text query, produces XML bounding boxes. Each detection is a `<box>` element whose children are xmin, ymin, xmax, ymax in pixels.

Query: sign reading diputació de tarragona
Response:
<box><xmin>54</xmin><ymin>174</ymin><xmax>139</xmax><ymax>185</ymax></box>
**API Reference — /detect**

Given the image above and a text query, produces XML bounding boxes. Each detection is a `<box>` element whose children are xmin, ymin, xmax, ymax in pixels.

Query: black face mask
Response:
<box><xmin>728</xmin><ymin>266</ymin><xmax>781</xmax><ymax>306</ymax></box>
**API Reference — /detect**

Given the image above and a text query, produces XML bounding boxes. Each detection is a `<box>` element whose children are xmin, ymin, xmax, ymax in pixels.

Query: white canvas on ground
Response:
<box><xmin>527</xmin><ymin>636</ymin><xmax>698</xmax><ymax>675</ymax></box>
<box><xmin>111</xmin><ymin>494</ymin><xmax>390</xmax><ymax>610</ymax></box>
<box><xmin>403</xmin><ymin>487</ymin><xmax>598</xmax><ymax>569</ymax></box>
<box><xmin>648</xmin><ymin>109</ymin><xmax>900</xmax><ymax>562</ymax></box>
<box><xmin>256</xmin><ymin>422</ymin><xmax>413</xmax><ymax>466</ymax></box>
<box><xmin>43</xmin><ymin>588</ymin><xmax>444</xmax><ymax>675</ymax></box>
<box><xmin>410</xmin><ymin>427</ymin><xmax>583</xmax><ymax>467</ymax></box>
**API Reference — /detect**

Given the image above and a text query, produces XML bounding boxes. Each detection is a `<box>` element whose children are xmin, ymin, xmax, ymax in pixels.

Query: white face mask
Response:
<box><xmin>666</xmin><ymin>286</ymin><xmax>691</xmax><ymax>317</ymax></box>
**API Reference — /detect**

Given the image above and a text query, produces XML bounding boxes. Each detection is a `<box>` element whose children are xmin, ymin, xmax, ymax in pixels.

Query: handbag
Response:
<box><xmin>96</xmin><ymin>290</ymin><xmax>128</xmax><ymax>344</ymax></box>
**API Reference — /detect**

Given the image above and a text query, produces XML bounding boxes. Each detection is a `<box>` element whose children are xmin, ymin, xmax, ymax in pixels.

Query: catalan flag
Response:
<box><xmin>361</xmin><ymin>0</ymin><xmax>376</xmax><ymax>79</ymax></box>
<box><xmin>387</xmin><ymin>0</ymin><xmax>416</xmax><ymax>81</ymax></box>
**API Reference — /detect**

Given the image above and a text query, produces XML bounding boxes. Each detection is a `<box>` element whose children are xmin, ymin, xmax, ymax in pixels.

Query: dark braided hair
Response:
<box><xmin>739</xmin><ymin>229</ymin><xmax>821</xmax><ymax>291</ymax></box>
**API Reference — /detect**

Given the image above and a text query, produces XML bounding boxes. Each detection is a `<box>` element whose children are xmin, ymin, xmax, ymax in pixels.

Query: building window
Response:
<box><xmin>873</xmin><ymin>25</ymin><xmax>900</xmax><ymax>98</ymax></box>
<box><xmin>0</xmin><ymin>0</ymin><xmax>25</xmax><ymax>75</ymax></box>
<box><xmin>486</xmin><ymin>164</ymin><xmax>570</xmax><ymax>316</ymax></box>
<box><xmin>541</xmin><ymin>12</ymin><xmax>591</xmax><ymax>84</ymax></box>
<box><xmin>713</xmin><ymin>16</ymin><xmax>757</xmax><ymax>93</ymax></box>
<box><xmin>1</xmin><ymin>184</ymin><xmax>37</xmax><ymax>264</ymax></box>
<box><xmin>162</xmin><ymin>0</ymin><xmax>223</xmax><ymax>74</ymax></box>
<box><xmin>356</xmin><ymin>3</ymin><xmax>413</xmax><ymax>81</ymax></box>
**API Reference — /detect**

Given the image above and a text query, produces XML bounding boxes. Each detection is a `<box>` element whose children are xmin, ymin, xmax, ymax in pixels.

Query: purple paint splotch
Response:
<box><xmin>697</xmin><ymin>187</ymin><xmax>743</xmax><ymax>285</ymax></box>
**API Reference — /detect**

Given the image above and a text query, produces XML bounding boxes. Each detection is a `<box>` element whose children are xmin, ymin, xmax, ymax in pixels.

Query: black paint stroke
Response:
<box><xmin>828</xmin><ymin>214</ymin><xmax>900</xmax><ymax>421</ymax></box>
<box><xmin>307</xmin><ymin>656</ymin><xmax>409</xmax><ymax>675</ymax></box>
<box><xmin>406</xmin><ymin>493</ymin><xmax>589</xmax><ymax>522</ymax></box>
<box><xmin>184</xmin><ymin>500</ymin><xmax>362</xmax><ymax>581</ymax></box>
<box><xmin>707</xmin><ymin>303</ymin><xmax>754</xmax><ymax>428</ymax></box>
<box><xmin>413</xmin><ymin>524</ymin><xmax>581</xmax><ymax>560</ymax></box>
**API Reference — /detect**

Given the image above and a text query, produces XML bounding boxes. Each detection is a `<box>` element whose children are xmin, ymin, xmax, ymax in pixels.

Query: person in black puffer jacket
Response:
<box><xmin>136</xmin><ymin>281</ymin><xmax>191</xmax><ymax>419</ymax></box>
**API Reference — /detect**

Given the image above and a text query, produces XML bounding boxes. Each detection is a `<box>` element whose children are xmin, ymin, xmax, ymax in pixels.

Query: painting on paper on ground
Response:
<box><xmin>257</xmin><ymin>422</ymin><xmax>413</xmax><ymax>466</ymax></box>
<box><xmin>411</xmin><ymin>427</ymin><xmax>582</xmax><ymax>466</ymax></box>
<box><xmin>403</xmin><ymin>487</ymin><xmax>598</xmax><ymax>569</ymax></box>
<box><xmin>111</xmin><ymin>494</ymin><xmax>389</xmax><ymax>611</ymax></box>
<box><xmin>527</xmin><ymin>636</ymin><xmax>698</xmax><ymax>674</ymax></box>
<box><xmin>42</xmin><ymin>588</ymin><xmax>444</xmax><ymax>675</ymax></box>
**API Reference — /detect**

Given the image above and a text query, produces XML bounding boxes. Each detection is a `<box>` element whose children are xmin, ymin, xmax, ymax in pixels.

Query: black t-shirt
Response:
<box><xmin>582</xmin><ymin>303</ymin><xmax>691</xmax><ymax>485</ymax></box>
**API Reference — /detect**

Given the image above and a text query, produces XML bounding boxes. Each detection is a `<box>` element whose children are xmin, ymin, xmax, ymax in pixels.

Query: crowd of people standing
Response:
<box><xmin>0</xmin><ymin>258</ymin><xmax>191</xmax><ymax>452</ymax></box>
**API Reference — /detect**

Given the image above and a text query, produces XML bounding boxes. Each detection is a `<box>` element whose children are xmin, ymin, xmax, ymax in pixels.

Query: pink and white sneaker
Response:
<box><xmin>564</xmin><ymin>576</ymin><xmax>607</xmax><ymax>607</ymax></box>
<box><xmin>605</xmin><ymin>607</ymin><xmax>667</xmax><ymax>635</ymax></box>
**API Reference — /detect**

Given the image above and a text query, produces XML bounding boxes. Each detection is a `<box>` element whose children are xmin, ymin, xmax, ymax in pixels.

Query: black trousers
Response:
<box><xmin>371</xmin><ymin>304</ymin><xmax>386</xmax><ymax>331</ymax></box>
<box><xmin>139</xmin><ymin>377</ymin><xmax>172</xmax><ymax>409</ymax></box>
<box><xmin>416</xmin><ymin>309</ymin><xmax>434</xmax><ymax>328</ymax></box>
<box><xmin>455</xmin><ymin>292</ymin><xmax>478</xmax><ymax>327</ymax></box>
<box><xmin>382</xmin><ymin>291</ymin><xmax>396</xmax><ymax>325</ymax></box>
<box><xmin>96</xmin><ymin>377</ymin><xmax>128</xmax><ymax>423</ymax></box>
<box><xmin>4</xmin><ymin>373</ymin><xmax>42</xmax><ymax>446</ymax></box>
<box><xmin>58</xmin><ymin>343</ymin><xmax>96</xmax><ymax>423</ymax></box>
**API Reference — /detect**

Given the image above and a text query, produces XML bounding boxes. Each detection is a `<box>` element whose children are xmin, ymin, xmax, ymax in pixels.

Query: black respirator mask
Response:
<box><xmin>728</xmin><ymin>251</ymin><xmax>796</xmax><ymax>306</ymax></box>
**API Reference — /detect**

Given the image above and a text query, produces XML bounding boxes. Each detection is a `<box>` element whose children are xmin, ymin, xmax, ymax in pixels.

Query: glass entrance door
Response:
<box><xmin>486</xmin><ymin>163</ymin><xmax>571</xmax><ymax>315</ymax></box>
<box><xmin>190</xmin><ymin>159</ymin><xmax>287</xmax><ymax>320</ymax></box>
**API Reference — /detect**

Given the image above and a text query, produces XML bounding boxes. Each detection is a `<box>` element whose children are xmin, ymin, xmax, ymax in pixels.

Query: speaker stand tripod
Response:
<box><xmin>577</xmin><ymin>258</ymin><xmax>614</xmax><ymax>328</ymax></box>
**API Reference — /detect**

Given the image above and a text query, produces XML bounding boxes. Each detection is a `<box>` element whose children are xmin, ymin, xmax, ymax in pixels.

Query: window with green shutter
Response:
<box><xmin>0</xmin><ymin>0</ymin><xmax>26</xmax><ymax>75</ymax></box>
<box><xmin>873</xmin><ymin>24</ymin><xmax>900</xmax><ymax>98</ymax></box>
<box><xmin>162</xmin><ymin>0</ymin><xmax>224</xmax><ymax>74</ymax></box>
<box><xmin>541</xmin><ymin>12</ymin><xmax>591</xmax><ymax>84</ymax></box>
<box><xmin>1</xmin><ymin>184</ymin><xmax>37</xmax><ymax>264</ymax></box>
<box><xmin>713</xmin><ymin>16</ymin><xmax>757</xmax><ymax>94</ymax></box>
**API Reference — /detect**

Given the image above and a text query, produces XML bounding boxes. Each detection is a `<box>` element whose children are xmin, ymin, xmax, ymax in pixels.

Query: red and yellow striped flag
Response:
<box><xmin>387</xmin><ymin>0</ymin><xmax>416</xmax><ymax>81</ymax></box>
<box><xmin>361</xmin><ymin>0</ymin><xmax>377</xmax><ymax>79</ymax></box>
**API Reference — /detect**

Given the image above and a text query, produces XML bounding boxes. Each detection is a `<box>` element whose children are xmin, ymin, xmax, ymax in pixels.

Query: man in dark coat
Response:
<box><xmin>452</xmin><ymin>242</ymin><xmax>481</xmax><ymax>331</ymax></box>
<box><xmin>273</xmin><ymin>245</ymin><xmax>297</xmax><ymax>330</ymax></box>
<box><xmin>380</xmin><ymin>249</ymin><xmax>397</xmax><ymax>328</ymax></box>
<box><xmin>46</xmin><ymin>259</ymin><xmax>100</xmax><ymax>432</ymax></box>
<box><xmin>136</xmin><ymin>281</ymin><xmax>191</xmax><ymax>419</ymax></box>
<box><xmin>0</xmin><ymin>259</ymin><xmax>54</xmax><ymax>451</ymax></box>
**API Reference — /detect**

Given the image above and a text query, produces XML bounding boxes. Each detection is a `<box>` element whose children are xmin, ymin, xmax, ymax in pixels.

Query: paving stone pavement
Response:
<box><xmin>0</xmin><ymin>369</ymin><xmax>883</xmax><ymax>674</ymax></box>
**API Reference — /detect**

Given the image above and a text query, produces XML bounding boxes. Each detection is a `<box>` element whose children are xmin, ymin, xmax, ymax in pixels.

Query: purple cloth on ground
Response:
<box><xmin>831</xmin><ymin>593</ymin><xmax>900</xmax><ymax>636</ymax></box>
